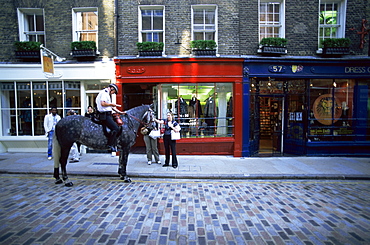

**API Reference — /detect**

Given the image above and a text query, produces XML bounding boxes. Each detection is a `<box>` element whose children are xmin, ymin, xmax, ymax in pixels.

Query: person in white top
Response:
<box><xmin>95</xmin><ymin>84</ymin><xmax>125</xmax><ymax>152</ymax></box>
<box><xmin>44</xmin><ymin>107</ymin><xmax>61</xmax><ymax>160</ymax></box>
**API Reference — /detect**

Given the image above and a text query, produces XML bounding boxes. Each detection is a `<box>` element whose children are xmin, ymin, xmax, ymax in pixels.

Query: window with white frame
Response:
<box><xmin>17</xmin><ymin>8</ymin><xmax>45</xmax><ymax>43</ymax></box>
<box><xmin>259</xmin><ymin>1</ymin><xmax>285</xmax><ymax>40</ymax></box>
<box><xmin>192</xmin><ymin>5</ymin><xmax>217</xmax><ymax>41</ymax></box>
<box><xmin>319</xmin><ymin>0</ymin><xmax>347</xmax><ymax>46</ymax></box>
<box><xmin>139</xmin><ymin>6</ymin><xmax>164</xmax><ymax>42</ymax></box>
<box><xmin>72</xmin><ymin>8</ymin><xmax>98</xmax><ymax>43</ymax></box>
<box><xmin>0</xmin><ymin>81</ymin><xmax>81</xmax><ymax>136</ymax></box>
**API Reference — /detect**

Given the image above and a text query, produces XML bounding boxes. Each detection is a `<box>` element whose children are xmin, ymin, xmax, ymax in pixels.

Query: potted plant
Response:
<box><xmin>190</xmin><ymin>40</ymin><xmax>217</xmax><ymax>56</ymax></box>
<box><xmin>14</xmin><ymin>41</ymin><xmax>42</xmax><ymax>59</ymax></box>
<box><xmin>258</xmin><ymin>37</ymin><xmax>287</xmax><ymax>55</ymax></box>
<box><xmin>136</xmin><ymin>41</ymin><xmax>164</xmax><ymax>56</ymax></box>
<box><xmin>321</xmin><ymin>38</ymin><xmax>350</xmax><ymax>55</ymax></box>
<box><xmin>71</xmin><ymin>41</ymin><xmax>97</xmax><ymax>58</ymax></box>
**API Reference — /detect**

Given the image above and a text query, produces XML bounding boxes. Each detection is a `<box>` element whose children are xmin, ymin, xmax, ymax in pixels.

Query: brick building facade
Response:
<box><xmin>0</xmin><ymin>0</ymin><xmax>369</xmax><ymax>156</ymax></box>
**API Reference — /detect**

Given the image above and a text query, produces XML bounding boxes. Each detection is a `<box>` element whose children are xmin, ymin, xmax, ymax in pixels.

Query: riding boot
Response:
<box><xmin>108</xmin><ymin>131</ymin><xmax>118</xmax><ymax>152</ymax></box>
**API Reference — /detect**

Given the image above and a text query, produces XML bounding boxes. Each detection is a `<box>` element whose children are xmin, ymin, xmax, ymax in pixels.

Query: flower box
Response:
<box><xmin>137</xmin><ymin>42</ymin><xmax>164</xmax><ymax>57</ymax></box>
<box><xmin>15</xmin><ymin>51</ymin><xmax>41</xmax><ymax>59</ymax></box>
<box><xmin>260</xmin><ymin>46</ymin><xmax>287</xmax><ymax>55</ymax></box>
<box><xmin>322</xmin><ymin>47</ymin><xmax>350</xmax><ymax>55</ymax></box>
<box><xmin>192</xmin><ymin>50</ymin><xmax>217</xmax><ymax>56</ymax></box>
<box><xmin>71</xmin><ymin>41</ymin><xmax>97</xmax><ymax>59</ymax></box>
<box><xmin>138</xmin><ymin>50</ymin><xmax>163</xmax><ymax>56</ymax></box>
<box><xmin>71</xmin><ymin>49</ymin><xmax>97</xmax><ymax>57</ymax></box>
<box><xmin>14</xmin><ymin>41</ymin><xmax>41</xmax><ymax>60</ymax></box>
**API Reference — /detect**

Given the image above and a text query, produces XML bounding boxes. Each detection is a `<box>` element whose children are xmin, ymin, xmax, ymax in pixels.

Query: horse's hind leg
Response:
<box><xmin>118</xmin><ymin>148</ymin><xmax>131</xmax><ymax>183</ymax></box>
<box><xmin>60</xmin><ymin>146</ymin><xmax>74</xmax><ymax>187</ymax></box>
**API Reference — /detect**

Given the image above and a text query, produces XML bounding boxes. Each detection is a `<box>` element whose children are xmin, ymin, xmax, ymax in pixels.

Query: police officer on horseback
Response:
<box><xmin>95</xmin><ymin>84</ymin><xmax>125</xmax><ymax>152</ymax></box>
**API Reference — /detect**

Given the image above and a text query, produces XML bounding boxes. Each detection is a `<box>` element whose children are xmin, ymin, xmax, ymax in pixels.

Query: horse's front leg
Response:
<box><xmin>118</xmin><ymin>148</ymin><xmax>131</xmax><ymax>183</ymax></box>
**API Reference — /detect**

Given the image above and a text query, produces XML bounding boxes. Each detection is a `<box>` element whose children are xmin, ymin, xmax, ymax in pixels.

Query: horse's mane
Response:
<box><xmin>126</xmin><ymin>104</ymin><xmax>150</xmax><ymax>114</ymax></box>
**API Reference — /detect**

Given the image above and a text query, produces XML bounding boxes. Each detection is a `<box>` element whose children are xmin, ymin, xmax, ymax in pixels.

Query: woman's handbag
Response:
<box><xmin>160</xmin><ymin>127</ymin><xmax>165</xmax><ymax>135</ymax></box>
<box><xmin>171</xmin><ymin>130</ymin><xmax>181</xmax><ymax>140</ymax></box>
<box><xmin>140</xmin><ymin>127</ymin><xmax>149</xmax><ymax>135</ymax></box>
<box><xmin>149</xmin><ymin>129</ymin><xmax>161</xmax><ymax>139</ymax></box>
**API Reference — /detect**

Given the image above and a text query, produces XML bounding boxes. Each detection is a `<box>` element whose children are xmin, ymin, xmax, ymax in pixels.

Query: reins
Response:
<box><xmin>124</xmin><ymin>109</ymin><xmax>153</xmax><ymax>132</ymax></box>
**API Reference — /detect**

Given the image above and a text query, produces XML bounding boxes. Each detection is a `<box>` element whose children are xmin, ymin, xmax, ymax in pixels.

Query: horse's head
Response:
<box><xmin>141</xmin><ymin>106</ymin><xmax>154</xmax><ymax>125</ymax></box>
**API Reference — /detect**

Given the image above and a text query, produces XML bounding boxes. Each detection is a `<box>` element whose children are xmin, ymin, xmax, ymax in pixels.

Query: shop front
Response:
<box><xmin>0</xmin><ymin>62</ymin><xmax>115</xmax><ymax>153</ymax></box>
<box><xmin>243</xmin><ymin>57</ymin><xmax>370</xmax><ymax>157</ymax></box>
<box><xmin>114</xmin><ymin>57</ymin><xmax>244</xmax><ymax>156</ymax></box>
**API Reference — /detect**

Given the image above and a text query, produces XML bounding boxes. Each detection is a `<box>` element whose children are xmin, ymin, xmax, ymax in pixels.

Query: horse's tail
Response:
<box><xmin>53</xmin><ymin>131</ymin><xmax>61</xmax><ymax>169</ymax></box>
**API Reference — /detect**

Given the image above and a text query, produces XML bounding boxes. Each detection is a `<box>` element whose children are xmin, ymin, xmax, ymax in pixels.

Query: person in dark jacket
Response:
<box><xmin>155</xmin><ymin>112</ymin><xmax>181</xmax><ymax>168</ymax></box>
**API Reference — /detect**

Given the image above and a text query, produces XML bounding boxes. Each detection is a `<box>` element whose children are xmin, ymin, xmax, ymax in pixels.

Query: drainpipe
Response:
<box><xmin>114</xmin><ymin>0</ymin><xmax>119</xmax><ymax>57</ymax></box>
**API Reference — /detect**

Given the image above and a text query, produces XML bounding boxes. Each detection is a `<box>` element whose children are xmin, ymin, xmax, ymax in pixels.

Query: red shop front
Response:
<box><xmin>114</xmin><ymin>57</ymin><xmax>244</xmax><ymax>157</ymax></box>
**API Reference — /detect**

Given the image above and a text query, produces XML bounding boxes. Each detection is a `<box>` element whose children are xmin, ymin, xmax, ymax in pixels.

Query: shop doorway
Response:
<box><xmin>121</xmin><ymin>84</ymin><xmax>157</xmax><ymax>152</ymax></box>
<box><xmin>258</xmin><ymin>96</ymin><xmax>285</xmax><ymax>156</ymax></box>
<box><xmin>249</xmin><ymin>79</ymin><xmax>307</xmax><ymax>157</ymax></box>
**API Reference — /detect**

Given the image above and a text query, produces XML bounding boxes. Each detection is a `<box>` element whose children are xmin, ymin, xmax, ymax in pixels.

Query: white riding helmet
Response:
<box><xmin>109</xmin><ymin>84</ymin><xmax>118</xmax><ymax>94</ymax></box>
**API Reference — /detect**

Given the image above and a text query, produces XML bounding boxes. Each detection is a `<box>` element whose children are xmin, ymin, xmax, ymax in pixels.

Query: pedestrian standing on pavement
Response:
<box><xmin>95</xmin><ymin>84</ymin><xmax>125</xmax><ymax>152</ymax></box>
<box><xmin>44</xmin><ymin>107</ymin><xmax>61</xmax><ymax>160</ymax></box>
<box><xmin>141</xmin><ymin>121</ymin><xmax>161</xmax><ymax>165</ymax></box>
<box><xmin>154</xmin><ymin>112</ymin><xmax>181</xmax><ymax>169</ymax></box>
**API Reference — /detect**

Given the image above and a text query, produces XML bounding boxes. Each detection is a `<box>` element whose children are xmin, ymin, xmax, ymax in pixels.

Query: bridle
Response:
<box><xmin>125</xmin><ymin>108</ymin><xmax>154</xmax><ymax>128</ymax></box>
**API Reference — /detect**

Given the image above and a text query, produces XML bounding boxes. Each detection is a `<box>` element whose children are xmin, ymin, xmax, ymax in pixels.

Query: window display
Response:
<box><xmin>156</xmin><ymin>83</ymin><xmax>233</xmax><ymax>138</ymax></box>
<box><xmin>1</xmin><ymin>81</ymin><xmax>81</xmax><ymax>136</ymax></box>
<box><xmin>308</xmin><ymin>79</ymin><xmax>354</xmax><ymax>141</ymax></box>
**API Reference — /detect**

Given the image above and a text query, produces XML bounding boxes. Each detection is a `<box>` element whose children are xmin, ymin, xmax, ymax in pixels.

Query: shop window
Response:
<box><xmin>72</xmin><ymin>8</ymin><xmax>98</xmax><ymax>43</ymax></box>
<box><xmin>17</xmin><ymin>8</ymin><xmax>45</xmax><ymax>43</ymax></box>
<box><xmin>259</xmin><ymin>0</ymin><xmax>285</xmax><ymax>40</ymax></box>
<box><xmin>0</xmin><ymin>81</ymin><xmax>81</xmax><ymax>136</ymax></box>
<box><xmin>157</xmin><ymin>83</ymin><xmax>233</xmax><ymax>138</ymax></box>
<box><xmin>308</xmin><ymin>79</ymin><xmax>354</xmax><ymax>141</ymax></box>
<box><xmin>318</xmin><ymin>0</ymin><xmax>346</xmax><ymax>47</ymax></box>
<box><xmin>139</xmin><ymin>6</ymin><xmax>164</xmax><ymax>42</ymax></box>
<box><xmin>192</xmin><ymin>5</ymin><xmax>217</xmax><ymax>41</ymax></box>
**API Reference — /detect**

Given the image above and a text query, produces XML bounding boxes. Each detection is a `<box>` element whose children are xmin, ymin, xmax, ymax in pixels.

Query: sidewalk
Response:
<box><xmin>0</xmin><ymin>152</ymin><xmax>369</xmax><ymax>180</ymax></box>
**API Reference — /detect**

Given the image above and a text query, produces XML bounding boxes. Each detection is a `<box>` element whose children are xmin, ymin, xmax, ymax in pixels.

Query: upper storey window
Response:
<box><xmin>17</xmin><ymin>8</ymin><xmax>45</xmax><ymax>43</ymax></box>
<box><xmin>319</xmin><ymin>1</ymin><xmax>347</xmax><ymax>46</ymax></box>
<box><xmin>139</xmin><ymin>6</ymin><xmax>164</xmax><ymax>42</ymax></box>
<box><xmin>72</xmin><ymin>8</ymin><xmax>98</xmax><ymax>43</ymax></box>
<box><xmin>192</xmin><ymin>5</ymin><xmax>217</xmax><ymax>41</ymax></box>
<box><xmin>259</xmin><ymin>1</ymin><xmax>285</xmax><ymax>40</ymax></box>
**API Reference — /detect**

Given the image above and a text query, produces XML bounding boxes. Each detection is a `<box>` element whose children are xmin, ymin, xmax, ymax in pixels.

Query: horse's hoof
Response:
<box><xmin>120</xmin><ymin>175</ymin><xmax>132</xmax><ymax>183</ymax></box>
<box><xmin>65</xmin><ymin>182</ymin><xmax>74</xmax><ymax>187</ymax></box>
<box><xmin>55</xmin><ymin>179</ymin><xmax>63</xmax><ymax>184</ymax></box>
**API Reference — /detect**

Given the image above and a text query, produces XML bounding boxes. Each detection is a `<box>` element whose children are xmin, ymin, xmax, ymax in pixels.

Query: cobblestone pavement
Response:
<box><xmin>0</xmin><ymin>174</ymin><xmax>369</xmax><ymax>245</ymax></box>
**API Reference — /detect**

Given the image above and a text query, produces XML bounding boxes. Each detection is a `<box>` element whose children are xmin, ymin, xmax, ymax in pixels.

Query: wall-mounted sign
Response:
<box><xmin>268</xmin><ymin>65</ymin><xmax>286</xmax><ymax>73</ymax></box>
<box><xmin>127</xmin><ymin>66</ymin><xmax>146</xmax><ymax>74</ymax></box>
<box><xmin>313</xmin><ymin>94</ymin><xmax>342</xmax><ymax>125</ymax></box>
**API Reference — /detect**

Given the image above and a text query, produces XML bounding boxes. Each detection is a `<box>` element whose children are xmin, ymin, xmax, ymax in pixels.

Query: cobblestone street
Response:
<box><xmin>0</xmin><ymin>174</ymin><xmax>369</xmax><ymax>245</ymax></box>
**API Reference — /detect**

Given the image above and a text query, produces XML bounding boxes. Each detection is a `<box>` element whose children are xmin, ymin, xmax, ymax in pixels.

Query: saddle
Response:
<box><xmin>91</xmin><ymin>112</ymin><xmax>123</xmax><ymax>138</ymax></box>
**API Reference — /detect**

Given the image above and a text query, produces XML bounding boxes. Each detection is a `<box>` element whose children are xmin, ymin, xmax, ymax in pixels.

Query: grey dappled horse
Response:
<box><xmin>53</xmin><ymin>105</ymin><xmax>153</xmax><ymax>186</ymax></box>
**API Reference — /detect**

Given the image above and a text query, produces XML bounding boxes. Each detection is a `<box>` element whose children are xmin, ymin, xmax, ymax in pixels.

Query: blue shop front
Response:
<box><xmin>242</xmin><ymin>57</ymin><xmax>370</xmax><ymax>157</ymax></box>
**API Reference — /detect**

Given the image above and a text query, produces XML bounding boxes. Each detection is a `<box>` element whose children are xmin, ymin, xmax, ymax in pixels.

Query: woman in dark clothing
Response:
<box><xmin>155</xmin><ymin>112</ymin><xmax>181</xmax><ymax>168</ymax></box>
<box><xmin>84</xmin><ymin>106</ymin><xmax>95</xmax><ymax>119</ymax></box>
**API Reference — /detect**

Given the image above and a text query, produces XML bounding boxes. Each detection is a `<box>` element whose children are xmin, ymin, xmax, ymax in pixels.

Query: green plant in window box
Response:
<box><xmin>136</xmin><ymin>42</ymin><xmax>164</xmax><ymax>56</ymax></box>
<box><xmin>190</xmin><ymin>40</ymin><xmax>217</xmax><ymax>55</ymax></box>
<box><xmin>71</xmin><ymin>41</ymin><xmax>97</xmax><ymax>58</ymax></box>
<box><xmin>14</xmin><ymin>41</ymin><xmax>42</xmax><ymax>59</ymax></box>
<box><xmin>258</xmin><ymin>37</ymin><xmax>287</xmax><ymax>55</ymax></box>
<box><xmin>321</xmin><ymin>38</ymin><xmax>350</xmax><ymax>55</ymax></box>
